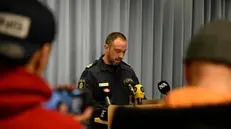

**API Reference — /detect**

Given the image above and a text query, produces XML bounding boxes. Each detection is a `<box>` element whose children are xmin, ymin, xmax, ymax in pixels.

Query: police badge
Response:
<box><xmin>78</xmin><ymin>79</ymin><xmax>85</xmax><ymax>89</ymax></box>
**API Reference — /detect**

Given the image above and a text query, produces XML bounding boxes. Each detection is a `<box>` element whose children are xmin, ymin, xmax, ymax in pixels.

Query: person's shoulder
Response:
<box><xmin>3</xmin><ymin>105</ymin><xmax>82</xmax><ymax>129</ymax></box>
<box><xmin>120</xmin><ymin>61</ymin><xmax>132</xmax><ymax>70</ymax></box>
<box><xmin>80</xmin><ymin>60</ymin><xmax>100</xmax><ymax>79</ymax></box>
<box><xmin>85</xmin><ymin>60</ymin><xmax>99</xmax><ymax>70</ymax></box>
<box><xmin>42</xmin><ymin>110</ymin><xmax>83</xmax><ymax>129</ymax></box>
<box><xmin>165</xmin><ymin>86</ymin><xmax>202</xmax><ymax>107</ymax></box>
<box><xmin>165</xmin><ymin>86</ymin><xmax>231</xmax><ymax>108</ymax></box>
<box><xmin>120</xmin><ymin>61</ymin><xmax>131</xmax><ymax>67</ymax></box>
<box><xmin>120</xmin><ymin>61</ymin><xmax>137</xmax><ymax>73</ymax></box>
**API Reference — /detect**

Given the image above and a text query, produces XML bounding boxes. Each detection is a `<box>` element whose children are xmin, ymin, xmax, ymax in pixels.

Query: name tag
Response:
<box><xmin>99</xmin><ymin>82</ymin><xmax>109</xmax><ymax>87</ymax></box>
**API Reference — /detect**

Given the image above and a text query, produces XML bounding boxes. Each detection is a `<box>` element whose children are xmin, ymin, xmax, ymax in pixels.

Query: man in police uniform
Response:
<box><xmin>78</xmin><ymin>32</ymin><xmax>141</xmax><ymax>108</ymax></box>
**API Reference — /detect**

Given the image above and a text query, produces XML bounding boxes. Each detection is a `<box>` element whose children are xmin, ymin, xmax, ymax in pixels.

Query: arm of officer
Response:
<box><xmin>78</xmin><ymin>70</ymin><xmax>103</xmax><ymax>109</ymax></box>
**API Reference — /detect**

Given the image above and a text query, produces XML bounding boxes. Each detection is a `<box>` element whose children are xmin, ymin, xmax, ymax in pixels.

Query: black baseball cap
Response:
<box><xmin>0</xmin><ymin>0</ymin><xmax>56</xmax><ymax>59</ymax></box>
<box><xmin>184</xmin><ymin>20</ymin><xmax>231</xmax><ymax>66</ymax></box>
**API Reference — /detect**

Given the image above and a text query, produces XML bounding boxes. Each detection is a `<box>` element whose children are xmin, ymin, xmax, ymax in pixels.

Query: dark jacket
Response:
<box><xmin>78</xmin><ymin>55</ymin><xmax>140</xmax><ymax>108</ymax></box>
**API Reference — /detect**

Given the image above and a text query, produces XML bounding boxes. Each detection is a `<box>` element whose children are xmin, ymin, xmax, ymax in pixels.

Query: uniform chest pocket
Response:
<box><xmin>96</xmin><ymin>72</ymin><xmax>114</xmax><ymax>88</ymax></box>
<box><xmin>94</xmin><ymin>81</ymin><xmax>112</xmax><ymax>100</ymax></box>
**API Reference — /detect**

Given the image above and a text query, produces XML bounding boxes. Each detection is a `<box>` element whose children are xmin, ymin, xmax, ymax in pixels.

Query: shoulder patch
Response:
<box><xmin>78</xmin><ymin>79</ymin><xmax>85</xmax><ymax>89</ymax></box>
<box><xmin>86</xmin><ymin>60</ymin><xmax>98</xmax><ymax>69</ymax></box>
<box><xmin>86</xmin><ymin>63</ymin><xmax>93</xmax><ymax>68</ymax></box>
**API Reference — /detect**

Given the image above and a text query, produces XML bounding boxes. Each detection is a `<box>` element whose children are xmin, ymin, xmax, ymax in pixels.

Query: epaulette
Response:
<box><xmin>121</xmin><ymin>61</ymin><xmax>131</xmax><ymax>67</ymax></box>
<box><xmin>86</xmin><ymin>60</ymin><xmax>98</xmax><ymax>69</ymax></box>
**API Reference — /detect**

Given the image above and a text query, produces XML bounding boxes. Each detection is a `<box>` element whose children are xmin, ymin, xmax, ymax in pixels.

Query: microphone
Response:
<box><xmin>157</xmin><ymin>81</ymin><xmax>170</xmax><ymax>95</ymax></box>
<box><xmin>134</xmin><ymin>84</ymin><xmax>145</xmax><ymax>105</ymax></box>
<box><xmin>123</xmin><ymin>78</ymin><xmax>135</xmax><ymax>95</ymax></box>
<box><xmin>100</xmin><ymin>88</ymin><xmax>111</xmax><ymax>121</ymax></box>
<box><xmin>103</xmin><ymin>88</ymin><xmax>111</xmax><ymax>106</ymax></box>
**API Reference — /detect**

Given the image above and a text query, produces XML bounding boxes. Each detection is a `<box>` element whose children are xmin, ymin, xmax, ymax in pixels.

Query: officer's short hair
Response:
<box><xmin>0</xmin><ymin>0</ymin><xmax>56</xmax><ymax>67</ymax></box>
<box><xmin>105</xmin><ymin>32</ymin><xmax>127</xmax><ymax>46</ymax></box>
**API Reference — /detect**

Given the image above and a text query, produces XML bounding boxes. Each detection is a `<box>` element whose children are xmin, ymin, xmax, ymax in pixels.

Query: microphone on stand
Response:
<box><xmin>123</xmin><ymin>78</ymin><xmax>135</xmax><ymax>95</ymax></box>
<box><xmin>100</xmin><ymin>88</ymin><xmax>111</xmax><ymax>121</ymax></box>
<box><xmin>134</xmin><ymin>84</ymin><xmax>145</xmax><ymax>105</ymax></box>
<box><xmin>157</xmin><ymin>81</ymin><xmax>170</xmax><ymax>95</ymax></box>
<box><xmin>123</xmin><ymin>78</ymin><xmax>135</xmax><ymax>106</ymax></box>
<box><xmin>103</xmin><ymin>88</ymin><xmax>111</xmax><ymax>106</ymax></box>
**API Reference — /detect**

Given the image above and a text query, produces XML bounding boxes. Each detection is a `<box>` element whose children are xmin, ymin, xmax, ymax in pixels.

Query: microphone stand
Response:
<box><xmin>128</xmin><ymin>84</ymin><xmax>136</xmax><ymax>107</ymax></box>
<box><xmin>132</xmin><ymin>95</ymin><xmax>135</xmax><ymax>107</ymax></box>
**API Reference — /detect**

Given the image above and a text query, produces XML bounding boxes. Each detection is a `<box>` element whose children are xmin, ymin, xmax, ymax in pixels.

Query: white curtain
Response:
<box><xmin>40</xmin><ymin>0</ymin><xmax>231</xmax><ymax>99</ymax></box>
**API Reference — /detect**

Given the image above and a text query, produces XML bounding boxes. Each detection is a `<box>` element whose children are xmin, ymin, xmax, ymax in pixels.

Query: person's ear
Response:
<box><xmin>36</xmin><ymin>43</ymin><xmax>52</xmax><ymax>75</ymax></box>
<box><xmin>104</xmin><ymin>44</ymin><xmax>109</xmax><ymax>53</ymax></box>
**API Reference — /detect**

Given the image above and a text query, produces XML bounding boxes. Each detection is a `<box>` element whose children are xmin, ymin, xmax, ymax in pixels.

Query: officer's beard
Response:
<box><xmin>110</xmin><ymin>58</ymin><xmax>121</xmax><ymax>66</ymax></box>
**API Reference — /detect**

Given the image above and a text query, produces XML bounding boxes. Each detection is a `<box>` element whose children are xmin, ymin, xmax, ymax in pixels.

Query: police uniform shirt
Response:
<box><xmin>78</xmin><ymin>55</ymin><xmax>139</xmax><ymax>108</ymax></box>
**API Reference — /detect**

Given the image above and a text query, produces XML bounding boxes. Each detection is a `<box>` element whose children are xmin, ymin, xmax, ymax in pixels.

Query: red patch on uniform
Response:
<box><xmin>104</xmin><ymin>88</ymin><xmax>110</xmax><ymax>93</ymax></box>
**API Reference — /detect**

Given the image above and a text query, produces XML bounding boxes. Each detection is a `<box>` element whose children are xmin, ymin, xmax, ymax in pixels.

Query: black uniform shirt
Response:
<box><xmin>78</xmin><ymin>55</ymin><xmax>140</xmax><ymax>108</ymax></box>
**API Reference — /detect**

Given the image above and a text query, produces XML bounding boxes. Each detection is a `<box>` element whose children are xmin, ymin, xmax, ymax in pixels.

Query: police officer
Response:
<box><xmin>78</xmin><ymin>32</ymin><xmax>142</xmax><ymax>108</ymax></box>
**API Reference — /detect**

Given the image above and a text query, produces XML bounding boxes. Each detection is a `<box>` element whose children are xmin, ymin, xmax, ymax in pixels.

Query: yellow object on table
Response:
<box><xmin>94</xmin><ymin>117</ymin><xmax>108</xmax><ymax>125</ymax></box>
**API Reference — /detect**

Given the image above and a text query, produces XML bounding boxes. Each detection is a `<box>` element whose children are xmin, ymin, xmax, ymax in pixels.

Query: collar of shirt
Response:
<box><xmin>99</xmin><ymin>54</ymin><xmax>125</xmax><ymax>72</ymax></box>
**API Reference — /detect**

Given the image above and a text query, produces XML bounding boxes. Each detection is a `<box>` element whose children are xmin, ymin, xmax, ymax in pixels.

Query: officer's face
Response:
<box><xmin>108</xmin><ymin>38</ymin><xmax>127</xmax><ymax>65</ymax></box>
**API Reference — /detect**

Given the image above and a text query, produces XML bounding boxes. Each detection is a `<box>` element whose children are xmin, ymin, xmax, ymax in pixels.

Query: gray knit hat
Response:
<box><xmin>185</xmin><ymin>20</ymin><xmax>231</xmax><ymax>66</ymax></box>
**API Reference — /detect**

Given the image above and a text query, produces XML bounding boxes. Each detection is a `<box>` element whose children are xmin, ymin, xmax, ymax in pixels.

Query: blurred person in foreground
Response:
<box><xmin>164</xmin><ymin>20</ymin><xmax>231</xmax><ymax>108</ymax></box>
<box><xmin>0</xmin><ymin>0</ymin><xmax>92</xmax><ymax>129</ymax></box>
